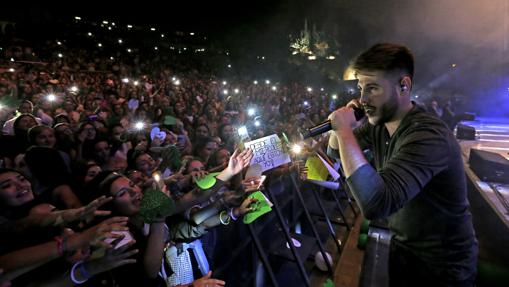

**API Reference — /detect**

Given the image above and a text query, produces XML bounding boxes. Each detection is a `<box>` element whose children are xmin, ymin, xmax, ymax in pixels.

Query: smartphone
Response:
<box><xmin>104</xmin><ymin>231</ymin><xmax>134</xmax><ymax>249</ymax></box>
<box><xmin>152</xmin><ymin>171</ymin><xmax>165</xmax><ymax>190</ymax></box>
<box><xmin>257</xmin><ymin>175</ymin><xmax>267</xmax><ymax>189</ymax></box>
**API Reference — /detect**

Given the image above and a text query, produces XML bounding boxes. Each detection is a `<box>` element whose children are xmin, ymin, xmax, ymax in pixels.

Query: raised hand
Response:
<box><xmin>192</xmin><ymin>271</ymin><xmax>225</xmax><ymax>287</ymax></box>
<box><xmin>191</xmin><ymin>170</ymin><xmax>209</xmax><ymax>180</ymax></box>
<box><xmin>237</xmin><ymin>197</ymin><xmax>258</xmax><ymax>216</ymax></box>
<box><xmin>75</xmin><ymin>217</ymin><xmax>129</xmax><ymax>249</ymax></box>
<box><xmin>241</xmin><ymin>176</ymin><xmax>264</xmax><ymax>193</ymax></box>
<box><xmin>226</xmin><ymin>148</ymin><xmax>253</xmax><ymax>176</ymax></box>
<box><xmin>85</xmin><ymin>239</ymin><xmax>138</xmax><ymax>275</ymax></box>
<box><xmin>66</xmin><ymin>196</ymin><xmax>112</xmax><ymax>223</ymax></box>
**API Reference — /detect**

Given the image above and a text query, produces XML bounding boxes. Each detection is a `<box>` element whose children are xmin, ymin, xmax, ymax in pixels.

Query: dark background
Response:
<box><xmin>2</xmin><ymin>0</ymin><xmax>509</xmax><ymax>116</ymax></box>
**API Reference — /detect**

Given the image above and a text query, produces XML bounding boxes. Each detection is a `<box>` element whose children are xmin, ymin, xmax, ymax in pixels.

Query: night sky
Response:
<box><xmin>2</xmin><ymin>0</ymin><xmax>509</xmax><ymax>115</ymax></box>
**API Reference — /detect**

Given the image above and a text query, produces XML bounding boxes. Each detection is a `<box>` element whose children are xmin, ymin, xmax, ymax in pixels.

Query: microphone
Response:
<box><xmin>303</xmin><ymin>107</ymin><xmax>365</xmax><ymax>139</ymax></box>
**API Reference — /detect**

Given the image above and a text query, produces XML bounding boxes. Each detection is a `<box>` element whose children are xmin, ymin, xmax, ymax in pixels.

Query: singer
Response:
<box><xmin>327</xmin><ymin>43</ymin><xmax>477</xmax><ymax>286</ymax></box>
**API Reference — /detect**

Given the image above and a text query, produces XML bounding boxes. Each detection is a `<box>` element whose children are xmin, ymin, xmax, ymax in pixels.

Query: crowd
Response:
<box><xmin>0</xmin><ymin>22</ymin><xmax>460</xmax><ymax>287</ymax></box>
<box><xmin>0</xmin><ymin>24</ymin><xmax>327</xmax><ymax>287</ymax></box>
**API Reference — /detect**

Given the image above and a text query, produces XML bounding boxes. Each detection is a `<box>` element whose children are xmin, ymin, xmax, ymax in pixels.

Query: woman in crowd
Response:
<box><xmin>0</xmin><ymin>168</ymin><xmax>134</xmax><ymax>286</ymax></box>
<box><xmin>84</xmin><ymin>148</ymin><xmax>253</xmax><ymax>287</ymax></box>
<box><xmin>192</xmin><ymin>137</ymin><xmax>218</xmax><ymax>165</ymax></box>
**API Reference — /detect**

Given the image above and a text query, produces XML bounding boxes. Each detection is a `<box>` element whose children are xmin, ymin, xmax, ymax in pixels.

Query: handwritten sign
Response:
<box><xmin>245</xmin><ymin>134</ymin><xmax>291</xmax><ymax>172</ymax></box>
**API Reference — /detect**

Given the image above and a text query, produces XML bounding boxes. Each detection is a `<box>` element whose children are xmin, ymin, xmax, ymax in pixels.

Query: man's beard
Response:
<box><xmin>372</xmin><ymin>92</ymin><xmax>399</xmax><ymax>125</ymax></box>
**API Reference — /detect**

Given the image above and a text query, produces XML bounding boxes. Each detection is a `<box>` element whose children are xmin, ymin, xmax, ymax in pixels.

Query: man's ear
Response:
<box><xmin>399</xmin><ymin>76</ymin><xmax>412</xmax><ymax>95</ymax></box>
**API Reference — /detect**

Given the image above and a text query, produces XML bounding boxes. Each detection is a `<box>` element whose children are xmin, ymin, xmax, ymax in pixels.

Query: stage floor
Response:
<box><xmin>457</xmin><ymin>117</ymin><xmax>509</xmax><ymax>228</ymax></box>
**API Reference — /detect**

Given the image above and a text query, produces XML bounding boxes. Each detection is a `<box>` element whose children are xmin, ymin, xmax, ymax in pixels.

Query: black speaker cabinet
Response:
<box><xmin>460</xmin><ymin>112</ymin><xmax>476</xmax><ymax>121</ymax></box>
<box><xmin>456</xmin><ymin>124</ymin><xmax>476</xmax><ymax>140</ymax></box>
<box><xmin>469</xmin><ymin>149</ymin><xmax>509</xmax><ymax>184</ymax></box>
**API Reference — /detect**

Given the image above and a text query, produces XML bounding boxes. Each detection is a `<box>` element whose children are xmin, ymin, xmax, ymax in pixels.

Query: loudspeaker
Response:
<box><xmin>469</xmin><ymin>149</ymin><xmax>509</xmax><ymax>184</ymax></box>
<box><xmin>456</xmin><ymin>124</ymin><xmax>476</xmax><ymax>140</ymax></box>
<box><xmin>460</xmin><ymin>112</ymin><xmax>476</xmax><ymax>121</ymax></box>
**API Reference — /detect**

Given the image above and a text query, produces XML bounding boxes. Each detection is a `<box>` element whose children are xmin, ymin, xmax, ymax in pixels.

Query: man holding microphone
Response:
<box><xmin>327</xmin><ymin>43</ymin><xmax>477</xmax><ymax>286</ymax></box>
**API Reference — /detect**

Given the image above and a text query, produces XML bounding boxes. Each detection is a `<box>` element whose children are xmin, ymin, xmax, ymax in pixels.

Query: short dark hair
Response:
<box><xmin>352</xmin><ymin>43</ymin><xmax>414</xmax><ymax>79</ymax></box>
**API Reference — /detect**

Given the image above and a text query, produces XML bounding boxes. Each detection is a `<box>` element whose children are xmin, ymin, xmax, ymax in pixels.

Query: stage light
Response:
<box><xmin>70</xmin><ymin>86</ymin><xmax>79</xmax><ymax>92</ymax></box>
<box><xmin>190</xmin><ymin>32</ymin><xmax>195</xmax><ymax>36</ymax></box>
<box><xmin>122</xmin><ymin>78</ymin><xmax>129</xmax><ymax>83</ymax></box>
<box><xmin>332</xmin><ymin>94</ymin><xmax>337</xmax><ymax>100</ymax></box>
<box><xmin>74</xmin><ymin>16</ymin><xmax>81</xmax><ymax>20</ymax></box>
<box><xmin>222</xmin><ymin>81</ymin><xmax>227</xmax><ymax>85</ymax></box>
<box><xmin>248</xmin><ymin>108</ymin><xmax>256</xmax><ymax>116</ymax></box>
<box><xmin>227</xmin><ymin>64</ymin><xmax>231</xmax><ymax>68</ymax></box>
<box><xmin>118</xmin><ymin>39</ymin><xmax>123</xmax><ymax>44</ymax></box>
<box><xmin>255</xmin><ymin>120</ymin><xmax>261</xmax><ymax>127</ymax></box>
<box><xmin>102</xmin><ymin>21</ymin><xmax>108</xmax><ymax>24</ymax></box>
<box><xmin>87</xmin><ymin>32</ymin><xmax>93</xmax><ymax>36</ymax></box>
<box><xmin>303</xmin><ymin>101</ymin><xmax>309</xmax><ymax>106</ymax></box>
<box><xmin>234</xmin><ymin>88</ymin><xmax>239</xmax><ymax>94</ymax></box>
<box><xmin>127</xmin><ymin>48</ymin><xmax>132</xmax><ymax>53</ymax></box>
<box><xmin>320</xmin><ymin>88</ymin><xmax>324</xmax><ymax>91</ymax></box>
<box><xmin>127</xmin><ymin>25</ymin><xmax>133</xmax><ymax>29</ymax></box>
<box><xmin>154</xmin><ymin>46</ymin><xmax>158</xmax><ymax>50</ymax></box>
<box><xmin>161</xmin><ymin>34</ymin><xmax>165</xmax><ymax>38</ymax></box>
<box><xmin>133</xmin><ymin>81</ymin><xmax>139</xmax><ymax>86</ymax></box>
<box><xmin>150</xmin><ymin>27</ymin><xmax>156</xmax><ymax>31</ymax></box>
<box><xmin>174</xmin><ymin>79</ymin><xmax>180</xmax><ymax>86</ymax></box>
<box><xmin>57</xmin><ymin>53</ymin><xmax>63</xmax><ymax>58</ymax></box>
<box><xmin>272</xmin><ymin>86</ymin><xmax>277</xmax><ymax>91</ymax></box>
<box><xmin>97</xmin><ymin>43</ymin><xmax>102</xmax><ymax>47</ymax></box>
<box><xmin>307</xmin><ymin>87</ymin><xmax>313</xmax><ymax>92</ymax></box>
<box><xmin>223</xmin><ymin>89</ymin><xmax>228</xmax><ymax>95</ymax></box>
<box><xmin>253</xmin><ymin>80</ymin><xmax>258</xmax><ymax>85</ymax></box>
<box><xmin>57</xmin><ymin>41</ymin><xmax>62</xmax><ymax>45</ymax></box>
<box><xmin>265</xmin><ymin>80</ymin><xmax>270</xmax><ymax>85</ymax></box>
<box><xmin>8</xmin><ymin>68</ymin><xmax>15</xmax><ymax>73</ymax></box>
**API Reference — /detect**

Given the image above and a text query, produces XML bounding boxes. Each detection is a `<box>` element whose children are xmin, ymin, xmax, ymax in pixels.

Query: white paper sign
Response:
<box><xmin>317</xmin><ymin>154</ymin><xmax>340</xmax><ymax>181</ymax></box>
<box><xmin>245</xmin><ymin>134</ymin><xmax>291</xmax><ymax>172</ymax></box>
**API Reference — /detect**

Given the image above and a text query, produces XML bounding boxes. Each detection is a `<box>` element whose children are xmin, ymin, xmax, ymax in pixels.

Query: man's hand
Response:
<box><xmin>346</xmin><ymin>99</ymin><xmax>361</xmax><ymax>109</ymax></box>
<box><xmin>328</xmin><ymin>107</ymin><xmax>357</xmax><ymax>132</ymax></box>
